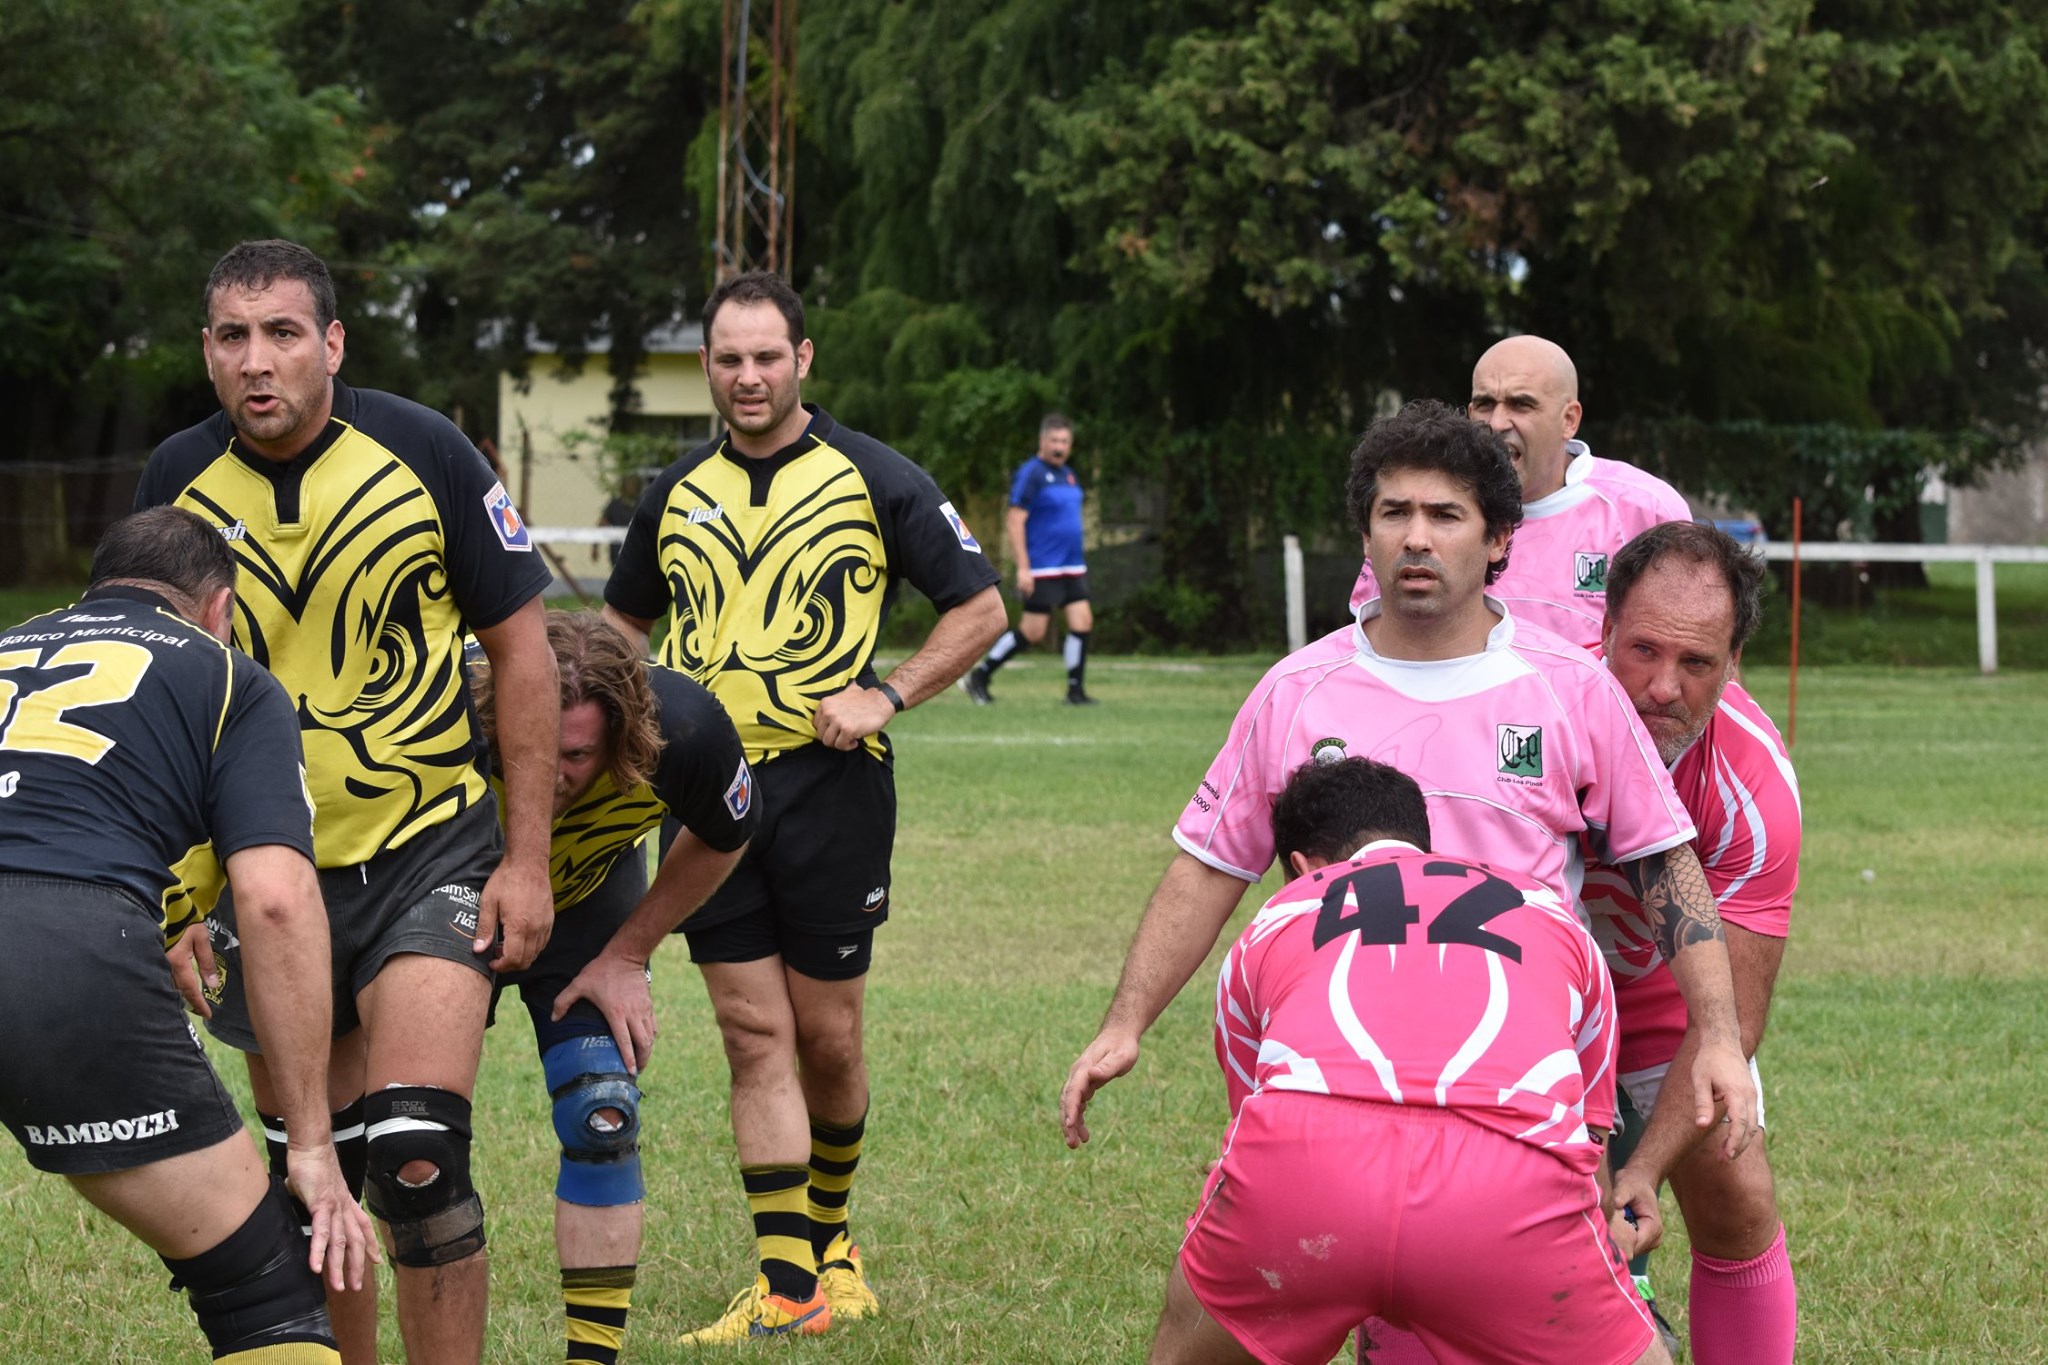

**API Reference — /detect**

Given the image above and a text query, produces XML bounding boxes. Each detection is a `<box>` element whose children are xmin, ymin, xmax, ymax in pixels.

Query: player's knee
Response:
<box><xmin>161</xmin><ymin>1179</ymin><xmax>334</xmax><ymax>1357</ymax></box>
<box><xmin>362</xmin><ymin>1086</ymin><xmax>485</xmax><ymax>1267</ymax></box>
<box><xmin>1676</xmin><ymin>1153</ymin><xmax>1781</xmax><ymax>1258</ymax></box>
<box><xmin>794</xmin><ymin>1021</ymin><xmax>863</xmax><ymax>1081</ymax></box>
<box><xmin>716</xmin><ymin>1006</ymin><xmax>794</xmax><ymax>1075</ymax></box>
<box><xmin>543</xmin><ymin>1036</ymin><xmax>644</xmax><ymax>1207</ymax></box>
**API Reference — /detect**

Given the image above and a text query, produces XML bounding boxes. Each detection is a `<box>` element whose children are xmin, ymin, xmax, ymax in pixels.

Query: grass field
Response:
<box><xmin>3</xmin><ymin>648</ymin><xmax>2047</xmax><ymax>1360</ymax></box>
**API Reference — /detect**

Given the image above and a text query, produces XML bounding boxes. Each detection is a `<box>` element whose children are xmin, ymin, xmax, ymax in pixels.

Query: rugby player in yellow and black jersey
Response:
<box><xmin>135</xmin><ymin>240</ymin><xmax>561</xmax><ymax>1365</ymax></box>
<box><xmin>602</xmin><ymin>271</ymin><xmax>1006</xmax><ymax>1343</ymax></box>
<box><xmin>0</xmin><ymin>507</ymin><xmax>375</xmax><ymax>1362</ymax></box>
<box><xmin>470</xmin><ymin>610</ymin><xmax>756</xmax><ymax>1365</ymax></box>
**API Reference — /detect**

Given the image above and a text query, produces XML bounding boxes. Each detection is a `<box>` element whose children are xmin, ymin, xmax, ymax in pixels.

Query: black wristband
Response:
<box><xmin>876</xmin><ymin>680</ymin><xmax>905</xmax><ymax>712</ymax></box>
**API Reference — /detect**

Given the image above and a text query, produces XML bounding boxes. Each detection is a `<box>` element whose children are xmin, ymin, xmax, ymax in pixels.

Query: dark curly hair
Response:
<box><xmin>1344</xmin><ymin>400</ymin><xmax>1523</xmax><ymax>585</ymax></box>
<box><xmin>1271</xmin><ymin>756</ymin><xmax>1433</xmax><ymax>868</ymax></box>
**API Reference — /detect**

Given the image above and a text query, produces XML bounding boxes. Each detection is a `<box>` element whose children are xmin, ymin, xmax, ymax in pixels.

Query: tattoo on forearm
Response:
<box><xmin>1626</xmin><ymin>849</ymin><xmax>1725</xmax><ymax>963</ymax></box>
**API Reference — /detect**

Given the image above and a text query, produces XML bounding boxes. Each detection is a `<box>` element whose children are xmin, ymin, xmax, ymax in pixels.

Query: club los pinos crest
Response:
<box><xmin>1497</xmin><ymin>724</ymin><xmax>1543</xmax><ymax>779</ymax></box>
<box><xmin>1573</xmin><ymin>551</ymin><xmax>1609</xmax><ymax>593</ymax></box>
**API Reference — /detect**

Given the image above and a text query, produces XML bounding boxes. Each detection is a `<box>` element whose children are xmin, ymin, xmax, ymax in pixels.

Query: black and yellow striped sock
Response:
<box><xmin>742</xmin><ymin>1164</ymin><xmax>817</xmax><ymax>1301</ymax></box>
<box><xmin>808</xmin><ymin>1110</ymin><xmax>866</xmax><ymax>1262</ymax></box>
<box><xmin>215</xmin><ymin>1346</ymin><xmax>339</xmax><ymax>1363</ymax></box>
<box><xmin>563</xmin><ymin>1265</ymin><xmax>635</xmax><ymax>1365</ymax></box>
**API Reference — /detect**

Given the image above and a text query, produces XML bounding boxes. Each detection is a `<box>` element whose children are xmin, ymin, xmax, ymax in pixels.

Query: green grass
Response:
<box><xmin>4</xmin><ymin>656</ymin><xmax>2047</xmax><ymax>1360</ymax></box>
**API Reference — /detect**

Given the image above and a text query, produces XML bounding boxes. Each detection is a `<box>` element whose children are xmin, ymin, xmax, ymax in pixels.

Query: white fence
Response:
<box><xmin>1268</xmin><ymin>535</ymin><xmax>2046</xmax><ymax>673</ymax></box>
<box><xmin>545</xmin><ymin>527</ymin><xmax>2044</xmax><ymax>674</ymax></box>
<box><xmin>1756</xmin><ymin>541</ymin><xmax>2048</xmax><ymax>674</ymax></box>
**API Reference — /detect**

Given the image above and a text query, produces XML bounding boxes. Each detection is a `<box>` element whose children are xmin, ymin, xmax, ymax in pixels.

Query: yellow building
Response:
<box><xmin>496</xmin><ymin>321</ymin><xmax>714</xmax><ymax>580</ymax></box>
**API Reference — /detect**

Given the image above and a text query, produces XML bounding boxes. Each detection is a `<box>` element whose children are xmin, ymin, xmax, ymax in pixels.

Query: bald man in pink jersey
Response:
<box><xmin>1139</xmin><ymin>756</ymin><xmax>1669</xmax><ymax>1365</ymax></box>
<box><xmin>1585</xmin><ymin>523</ymin><xmax>1801</xmax><ymax>1365</ymax></box>
<box><xmin>1349</xmin><ymin>336</ymin><xmax>1690</xmax><ymax>651</ymax></box>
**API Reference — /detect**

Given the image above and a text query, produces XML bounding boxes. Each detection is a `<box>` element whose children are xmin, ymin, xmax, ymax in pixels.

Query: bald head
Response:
<box><xmin>1468</xmin><ymin>335</ymin><xmax>1584</xmax><ymax>501</ymax></box>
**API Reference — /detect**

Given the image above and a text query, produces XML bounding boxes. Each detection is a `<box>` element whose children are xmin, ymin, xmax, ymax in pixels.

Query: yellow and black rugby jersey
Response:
<box><xmin>536</xmin><ymin>667</ymin><xmax>758</xmax><ymax>912</ymax></box>
<box><xmin>137</xmin><ymin>381</ymin><xmax>553</xmax><ymax>867</ymax></box>
<box><xmin>0</xmin><ymin>586</ymin><xmax>314</xmax><ymax>942</ymax></box>
<box><xmin>605</xmin><ymin>406</ymin><xmax>998</xmax><ymax>764</ymax></box>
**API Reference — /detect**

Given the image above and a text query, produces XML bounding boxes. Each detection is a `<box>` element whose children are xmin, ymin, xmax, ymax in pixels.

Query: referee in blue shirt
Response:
<box><xmin>963</xmin><ymin>413</ymin><xmax>1097</xmax><ymax>705</ymax></box>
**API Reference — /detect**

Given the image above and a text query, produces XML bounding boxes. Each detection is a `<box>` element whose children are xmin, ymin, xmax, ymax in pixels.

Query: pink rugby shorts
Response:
<box><xmin>1178</xmin><ymin>1093</ymin><xmax>1654</xmax><ymax>1365</ymax></box>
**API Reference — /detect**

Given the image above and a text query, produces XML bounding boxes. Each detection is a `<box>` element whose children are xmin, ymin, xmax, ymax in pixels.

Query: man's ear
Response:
<box><xmin>200</xmin><ymin>585</ymin><xmax>237</xmax><ymax>644</ymax></box>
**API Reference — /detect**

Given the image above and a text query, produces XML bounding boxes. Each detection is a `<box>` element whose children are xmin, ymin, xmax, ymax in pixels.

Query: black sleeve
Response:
<box><xmin>851</xmin><ymin>439</ymin><xmax>1000</xmax><ymax>612</ymax></box>
<box><xmin>425</xmin><ymin>409</ymin><xmax>554</xmax><ymax>630</ymax></box>
<box><xmin>350</xmin><ymin>390</ymin><xmax>551</xmax><ymax>631</ymax></box>
<box><xmin>135</xmin><ymin>416</ymin><xmax>230</xmax><ymax>511</ymax></box>
<box><xmin>647</xmin><ymin>667</ymin><xmax>759</xmax><ymax>854</ymax></box>
<box><xmin>204</xmin><ymin>655</ymin><xmax>317</xmax><ymax>862</ymax></box>
<box><xmin>604</xmin><ymin>457</ymin><xmax>699</xmax><ymax>622</ymax></box>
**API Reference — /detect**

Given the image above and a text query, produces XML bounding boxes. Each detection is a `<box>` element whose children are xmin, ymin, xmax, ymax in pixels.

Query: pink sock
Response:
<box><xmin>1357</xmin><ymin>1319</ymin><xmax>1436</xmax><ymax>1364</ymax></box>
<box><xmin>1689</xmin><ymin>1224</ymin><xmax>1797</xmax><ymax>1365</ymax></box>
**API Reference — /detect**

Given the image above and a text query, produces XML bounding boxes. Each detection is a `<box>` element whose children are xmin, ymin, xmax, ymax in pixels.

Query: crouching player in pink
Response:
<box><xmin>1141</xmin><ymin>756</ymin><xmax>1667</xmax><ymax>1365</ymax></box>
<box><xmin>1586</xmin><ymin>522</ymin><xmax>1801</xmax><ymax>1364</ymax></box>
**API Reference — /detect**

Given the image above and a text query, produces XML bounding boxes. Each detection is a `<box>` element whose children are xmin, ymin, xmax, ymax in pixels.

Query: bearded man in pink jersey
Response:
<box><xmin>1585</xmin><ymin>522</ymin><xmax>1801</xmax><ymax>1365</ymax></box>
<box><xmin>1138</xmin><ymin>755</ymin><xmax>1672</xmax><ymax>1365</ymax></box>
<box><xmin>1350</xmin><ymin>337</ymin><xmax>1690</xmax><ymax>650</ymax></box>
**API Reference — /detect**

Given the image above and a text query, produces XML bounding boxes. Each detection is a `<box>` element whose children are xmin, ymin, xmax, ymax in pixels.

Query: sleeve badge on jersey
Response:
<box><xmin>938</xmin><ymin>501</ymin><xmax>982</xmax><ymax>552</ymax></box>
<box><xmin>723</xmin><ymin>758</ymin><xmax>755</xmax><ymax>820</ymax></box>
<box><xmin>483</xmin><ymin>482</ymin><xmax>534</xmax><ymax>552</ymax></box>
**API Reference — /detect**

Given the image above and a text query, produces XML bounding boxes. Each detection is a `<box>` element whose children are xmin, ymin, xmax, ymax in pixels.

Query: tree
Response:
<box><xmin>280</xmin><ymin>0</ymin><xmax>724</xmax><ymax>436</ymax></box>
<box><xmin>0</xmin><ymin>0</ymin><xmax>363</xmax><ymax>460</ymax></box>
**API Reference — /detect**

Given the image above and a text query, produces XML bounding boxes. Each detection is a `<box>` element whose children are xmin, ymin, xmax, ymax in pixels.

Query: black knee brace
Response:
<box><xmin>362</xmin><ymin>1086</ymin><xmax>485</xmax><ymax>1268</ymax></box>
<box><xmin>259</xmin><ymin>1097</ymin><xmax>369</xmax><ymax>1231</ymax></box>
<box><xmin>161</xmin><ymin>1179</ymin><xmax>334</xmax><ymax>1358</ymax></box>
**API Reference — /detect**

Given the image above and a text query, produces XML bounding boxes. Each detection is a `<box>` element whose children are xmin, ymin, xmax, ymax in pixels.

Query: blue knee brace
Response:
<box><xmin>542</xmin><ymin>1035</ymin><xmax>644</xmax><ymax>1206</ymax></box>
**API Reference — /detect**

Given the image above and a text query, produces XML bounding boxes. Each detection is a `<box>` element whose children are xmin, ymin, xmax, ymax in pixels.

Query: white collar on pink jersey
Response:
<box><xmin>1346</xmin><ymin>838</ymin><xmax>1423</xmax><ymax>860</ymax></box>
<box><xmin>1520</xmin><ymin>439</ymin><xmax>1597</xmax><ymax>520</ymax></box>
<box><xmin>1352</xmin><ymin>593</ymin><xmax>1516</xmax><ymax>660</ymax></box>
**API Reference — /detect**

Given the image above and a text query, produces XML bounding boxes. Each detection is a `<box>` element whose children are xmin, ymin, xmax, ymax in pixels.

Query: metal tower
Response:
<box><xmin>714</xmin><ymin>0</ymin><xmax>798</xmax><ymax>281</ymax></box>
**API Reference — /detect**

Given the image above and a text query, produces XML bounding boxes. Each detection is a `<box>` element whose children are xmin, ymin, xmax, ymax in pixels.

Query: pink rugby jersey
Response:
<box><xmin>1350</xmin><ymin>442</ymin><xmax>1691</xmax><ymax>649</ymax></box>
<box><xmin>1214</xmin><ymin>843</ymin><xmax>1619</xmax><ymax>1173</ymax></box>
<box><xmin>1582</xmin><ymin>681</ymin><xmax>1801</xmax><ymax>1074</ymax></box>
<box><xmin>1174</xmin><ymin>604</ymin><xmax>1696</xmax><ymax>912</ymax></box>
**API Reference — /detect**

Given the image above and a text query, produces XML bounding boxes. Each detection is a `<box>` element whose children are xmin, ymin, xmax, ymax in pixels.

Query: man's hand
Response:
<box><xmin>1691</xmin><ymin>1037</ymin><xmax>1761</xmax><ymax>1160</ymax></box>
<box><xmin>285</xmin><ymin>1142</ymin><xmax>379</xmax><ymax>1294</ymax></box>
<box><xmin>1015</xmin><ymin>568</ymin><xmax>1035</xmax><ymax>598</ymax></box>
<box><xmin>1060</xmin><ymin>1029</ymin><xmax>1141</xmax><ymax>1149</ymax></box>
<box><xmin>815</xmin><ymin>683</ymin><xmax>896</xmax><ymax>752</ymax></box>
<box><xmin>477</xmin><ymin>857</ymin><xmax>554</xmax><ymax>972</ymax></box>
<box><xmin>167</xmin><ymin>926</ymin><xmax>218</xmax><ymax>1018</ymax></box>
<box><xmin>1608</xmin><ymin>1164</ymin><xmax>1665</xmax><ymax>1259</ymax></box>
<box><xmin>554</xmin><ymin>949</ymin><xmax>658</xmax><ymax>1076</ymax></box>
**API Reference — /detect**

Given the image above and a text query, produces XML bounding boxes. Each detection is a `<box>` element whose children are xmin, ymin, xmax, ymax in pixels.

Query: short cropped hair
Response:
<box><xmin>1344</xmin><ymin>400</ymin><xmax>1524</xmax><ymax>585</ymax></box>
<box><xmin>90</xmin><ymin>507</ymin><xmax>238</xmax><ymax>602</ymax></box>
<box><xmin>1271</xmin><ymin>756</ymin><xmax>1433</xmax><ymax>868</ymax></box>
<box><xmin>1606</xmin><ymin>521</ymin><xmax>1766</xmax><ymax>653</ymax></box>
<box><xmin>704</xmin><ymin>270</ymin><xmax>805</xmax><ymax>350</ymax></box>
<box><xmin>474</xmin><ymin>610</ymin><xmax>663</xmax><ymax>792</ymax></box>
<box><xmin>205</xmin><ymin>239</ymin><xmax>337</xmax><ymax>332</ymax></box>
<box><xmin>1040</xmin><ymin>411</ymin><xmax>1073</xmax><ymax>436</ymax></box>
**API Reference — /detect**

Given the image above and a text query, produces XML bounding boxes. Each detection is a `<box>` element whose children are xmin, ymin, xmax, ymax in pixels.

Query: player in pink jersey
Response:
<box><xmin>1583</xmin><ymin>522</ymin><xmax>1801</xmax><ymax>1365</ymax></box>
<box><xmin>1063</xmin><ymin>400</ymin><xmax>1753</xmax><ymax>1156</ymax></box>
<box><xmin>1349</xmin><ymin>336</ymin><xmax>1690</xmax><ymax>650</ymax></box>
<box><xmin>1143</xmin><ymin>756</ymin><xmax>1668</xmax><ymax>1365</ymax></box>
